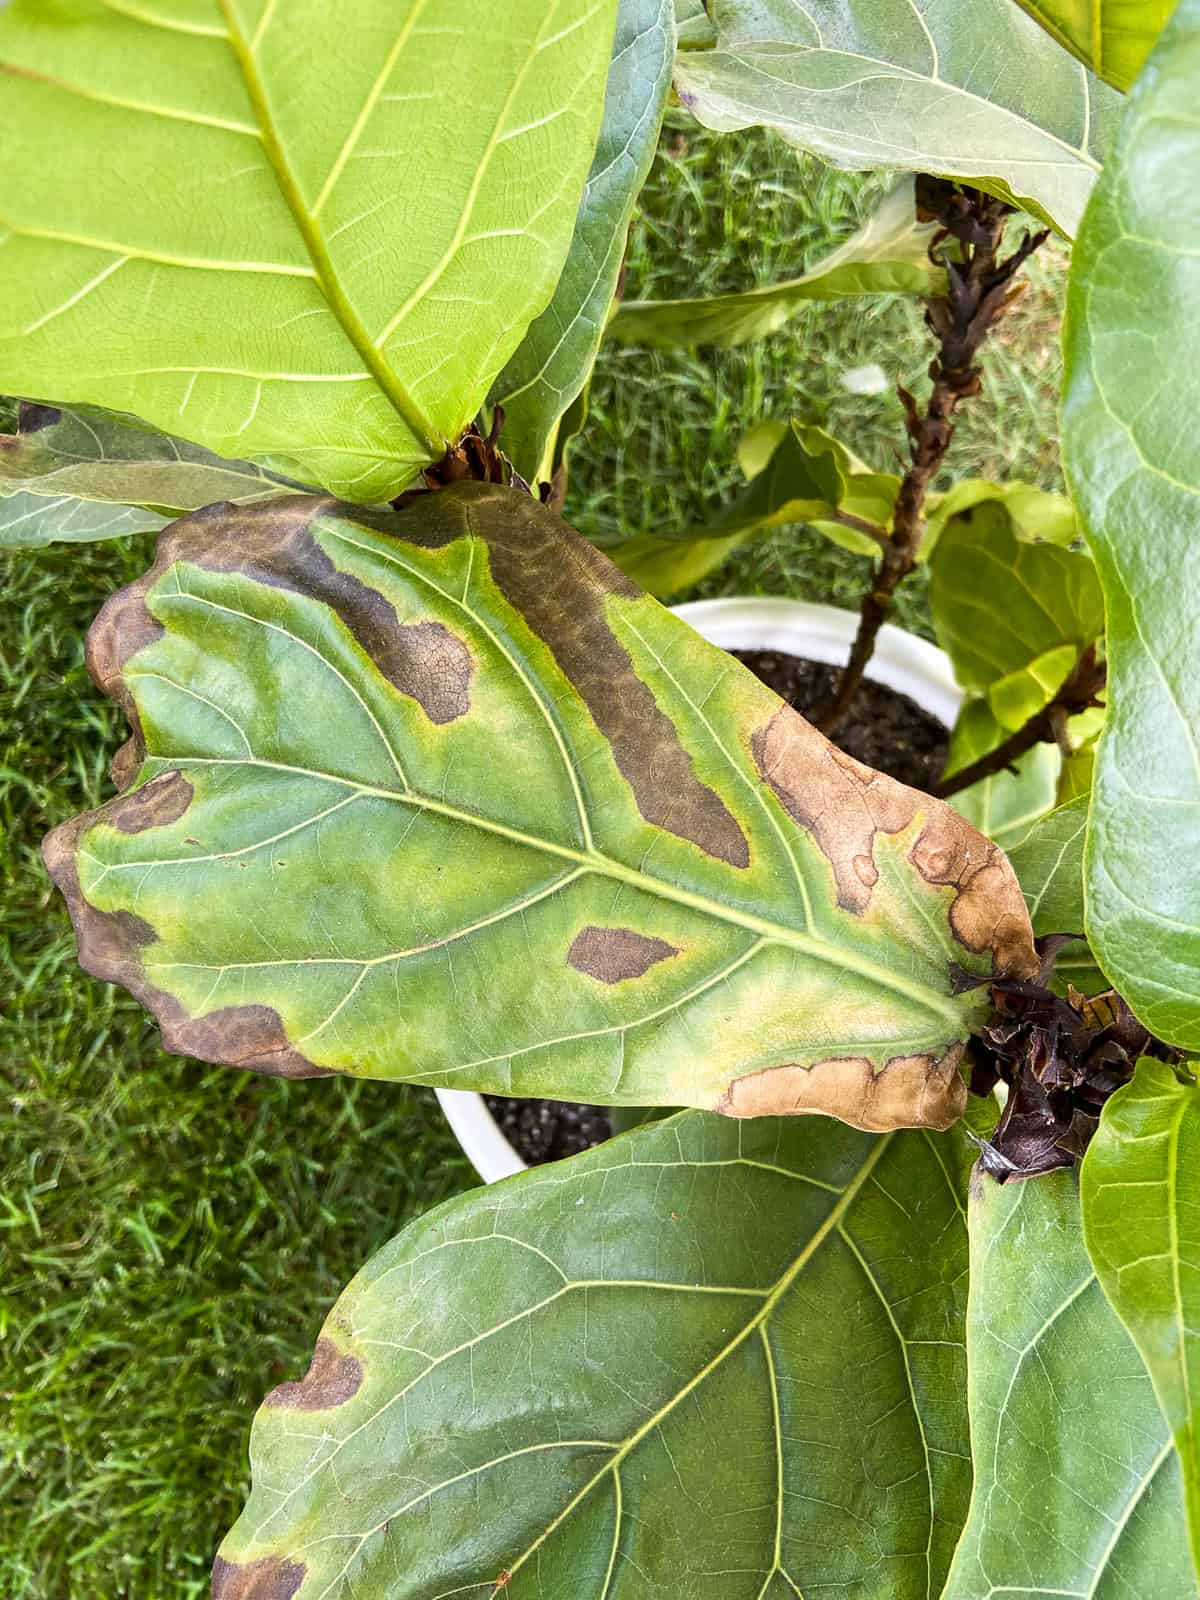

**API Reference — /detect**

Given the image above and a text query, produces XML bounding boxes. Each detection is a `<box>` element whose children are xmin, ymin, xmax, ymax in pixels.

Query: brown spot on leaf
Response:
<box><xmin>264</xmin><ymin>1338</ymin><xmax>363</xmax><ymax>1411</ymax></box>
<box><xmin>910</xmin><ymin>820</ymin><xmax>1039</xmax><ymax>980</ymax></box>
<box><xmin>567</xmin><ymin>925</ymin><xmax>678</xmax><ymax>983</ymax></box>
<box><xmin>211</xmin><ymin>1555</ymin><xmax>305</xmax><ymax>1600</ymax></box>
<box><xmin>376</xmin><ymin>484</ymin><xmax>750</xmax><ymax>866</ymax></box>
<box><xmin>714</xmin><ymin>1044</ymin><xmax>968</xmax><ymax>1132</ymax></box>
<box><xmin>41</xmin><ymin>809</ymin><xmax>329</xmax><ymax>1080</ymax></box>
<box><xmin>752</xmin><ymin>703</ymin><xmax>1038</xmax><ymax>978</ymax></box>
<box><xmin>108</xmin><ymin>770</ymin><xmax>193</xmax><ymax>834</ymax></box>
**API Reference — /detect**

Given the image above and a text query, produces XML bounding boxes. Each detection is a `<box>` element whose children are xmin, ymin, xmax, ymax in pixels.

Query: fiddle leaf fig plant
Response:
<box><xmin>6</xmin><ymin>0</ymin><xmax>1200</xmax><ymax>1596</ymax></box>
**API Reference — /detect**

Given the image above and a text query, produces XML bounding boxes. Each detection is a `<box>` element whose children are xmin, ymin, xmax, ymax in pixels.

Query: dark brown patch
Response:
<box><xmin>372</xmin><ymin>484</ymin><xmax>750</xmax><ymax>867</ymax></box>
<box><xmin>751</xmin><ymin>702</ymin><xmax>1038</xmax><ymax>979</ymax></box>
<box><xmin>211</xmin><ymin>1554</ymin><xmax>305</xmax><ymax>1600</ymax></box>
<box><xmin>155</xmin><ymin>498</ymin><xmax>473</xmax><ymax>724</ymax></box>
<box><xmin>714</xmin><ymin>1044</ymin><xmax>967</xmax><ymax>1132</ymax></box>
<box><xmin>909</xmin><ymin>818</ymin><xmax>1039</xmax><ymax>980</ymax></box>
<box><xmin>264</xmin><ymin>1338</ymin><xmax>363</xmax><ymax>1410</ymax></box>
<box><xmin>567</xmin><ymin>925</ymin><xmax>678</xmax><ymax>983</ymax></box>
<box><xmin>108</xmin><ymin>770</ymin><xmax>193</xmax><ymax>834</ymax></box>
<box><xmin>41</xmin><ymin>809</ymin><xmax>329</xmax><ymax>1080</ymax></box>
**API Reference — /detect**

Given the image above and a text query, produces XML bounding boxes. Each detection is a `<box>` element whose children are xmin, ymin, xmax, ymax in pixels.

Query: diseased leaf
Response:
<box><xmin>608</xmin><ymin>180</ymin><xmax>941</xmax><ymax>351</ymax></box>
<box><xmin>1062</xmin><ymin>2</ymin><xmax>1200</xmax><ymax>1052</ymax></box>
<box><xmin>929</xmin><ymin>501</ymin><xmax>1104</xmax><ymax>713</ymax></box>
<box><xmin>44</xmin><ymin>485</ymin><xmax>1038</xmax><ymax>1133</ymax></box>
<box><xmin>0</xmin><ymin>401</ymin><xmax>297</xmax><ymax>547</ymax></box>
<box><xmin>0</xmin><ymin>489</ymin><xmax>166</xmax><ymax>549</ymax></box>
<box><xmin>0</xmin><ymin>0</ymin><xmax>618</xmax><ymax>501</ymax></box>
<box><xmin>216</xmin><ymin>1109</ymin><xmax>978</xmax><ymax>1599</ymax></box>
<box><xmin>672</xmin><ymin>0</ymin><xmax>1121</xmax><ymax>236</ymax></box>
<box><xmin>943</xmin><ymin>1166</ymin><xmax>1197</xmax><ymax>1598</ymax></box>
<box><xmin>605</xmin><ymin>420</ymin><xmax>898</xmax><ymax>595</ymax></box>
<box><xmin>1082</xmin><ymin>1056</ymin><xmax>1200</xmax><ymax>1574</ymax></box>
<box><xmin>1013</xmin><ymin>0</ymin><xmax>1175</xmax><ymax>91</ymax></box>
<box><xmin>488</xmin><ymin>0</ymin><xmax>674</xmax><ymax>481</ymax></box>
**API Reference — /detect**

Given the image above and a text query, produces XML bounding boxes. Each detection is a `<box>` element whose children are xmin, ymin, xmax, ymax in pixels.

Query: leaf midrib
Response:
<box><xmin>138</xmin><ymin>747</ymin><xmax>966</xmax><ymax>1026</ymax></box>
<box><xmin>216</xmin><ymin>0</ymin><xmax>445</xmax><ymax>459</ymax></box>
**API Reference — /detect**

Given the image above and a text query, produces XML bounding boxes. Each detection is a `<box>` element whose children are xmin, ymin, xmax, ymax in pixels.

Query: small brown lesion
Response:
<box><xmin>263</xmin><ymin>1338</ymin><xmax>363</xmax><ymax>1411</ymax></box>
<box><xmin>714</xmin><ymin>1044</ymin><xmax>968</xmax><ymax>1132</ymax></box>
<box><xmin>567</xmin><ymin>926</ymin><xmax>679</xmax><ymax>984</ymax></box>
<box><xmin>108</xmin><ymin>770</ymin><xmax>193</xmax><ymax>834</ymax></box>
<box><xmin>211</xmin><ymin>1554</ymin><xmax>306</xmax><ymax>1600</ymax></box>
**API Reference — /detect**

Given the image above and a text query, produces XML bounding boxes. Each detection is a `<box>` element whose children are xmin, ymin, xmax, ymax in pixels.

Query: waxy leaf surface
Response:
<box><xmin>1063</xmin><ymin>1</ymin><xmax>1200</xmax><ymax>1051</ymax></box>
<box><xmin>1082</xmin><ymin>1056</ymin><xmax>1200</xmax><ymax>1574</ymax></box>
<box><xmin>943</xmin><ymin>1167</ymin><xmax>1196</xmax><ymax>1597</ymax></box>
<box><xmin>217</xmin><ymin>1110</ymin><xmax>977</xmax><ymax>1599</ymax></box>
<box><xmin>672</xmin><ymin>0</ymin><xmax>1121</xmax><ymax>236</ymax></box>
<box><xmin>608</xmin><ymin>181</ymin><xmax>941</xmax><ymax>351</ymax></box>
<box><xmin>1014</xmin><ymin>0</ymin><xmax>1175</xmax><ymax>90</ymax></box>
<box><xmin>0</xmin><ymin>490</ymin><xmax>165</xmax><ymax>549</ymax></box>
<box><xmin>45</xmin><ymin>486</ymin><xmax>1037</xmax><ymax>1131</ymax></box>
<box><xmin>488</xmin><ymin>0</ymin><xmax>674</xmax><ymax>482</ymax></box>
<box><xmin>929</xmin><ymin>501</ymin><xmax>1103</xmax><ymax>721</ymax></box>
<box><xmin>1006</xmin><ymin>794</ymin><xmax>1104</xmax><ymax>993</ymax></box>
<box><xmin>0</xmin><ymin>402</ymin><xmax>296</xmax><ymax>547</ymax></box>
<box><xmin>0</xmin><ymin>0</ymin><xmax>617</xmax><ymax>501</ymax></box>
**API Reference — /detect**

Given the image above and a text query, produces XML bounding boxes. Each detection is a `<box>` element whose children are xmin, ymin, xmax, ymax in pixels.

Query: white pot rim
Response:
<box><xmin>437</xmin><ymin>596</ymin><xmax>963</xmax><ymax>1185</ymax></box>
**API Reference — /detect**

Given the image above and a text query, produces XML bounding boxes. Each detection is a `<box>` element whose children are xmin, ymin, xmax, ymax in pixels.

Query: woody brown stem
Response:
<box><xmin>818</xmin><ymin>179</ymin><xmax>1048</xmax><ymax>735</ymax></box>
<box><xmin>934</xmin><ymin>646</ymin><xmax>1106</xmax><ymax>799</ymax></box>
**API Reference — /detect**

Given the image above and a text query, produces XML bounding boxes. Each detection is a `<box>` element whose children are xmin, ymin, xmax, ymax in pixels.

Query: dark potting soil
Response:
<box><xmin>483</xmin><ymin>648</ymin><xmax>950</xmax><ymax>1168</ymax></box>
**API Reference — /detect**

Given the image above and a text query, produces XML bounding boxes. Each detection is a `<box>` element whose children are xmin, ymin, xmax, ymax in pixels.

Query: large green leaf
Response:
<box><xmin>216</xmin><ymin>1109</ymin><xmax>977</xmax><ymax>1599</ymax></box>
<box><xmin>943</xmin><ymin>1166</ymin><xmax>1197</xmax><ymax>1598</ymax></box>
<box><xmin>0</xmin><ymin>402</ymin><xmax>297</xmax><ymax>548</ymax></box>
<box><xmin>0</xmin><ymin>0</ymin><xmax>617</xmax><ymax>501</ymax></box>
<box><xmin>0</xmin><ymin>490</ymin><xmax>166</xmax><ymax>549</ymax></box>
<box><xmin>1013</xmin><ymin>0</ymin><xmax>1175</xmax><ymax>91</ymax></box>
<box><xmin>1082</xmin><ymin>1056</ymin><xmax>1200</xmax><ymax>1575</ymax></box>
<box><xmin>1062</xmin><ymin>1</ymin><xmax>1200</xmax><ymax>1052</ymax></box>
<box><xmin>608</xmin><ymin>180</ymin><xmax>941</xmax><ymax>351</ymax></box>
<box><xmin>672</xmin><ymin>0</ymin><xmax>1122</xmax><ymax>237</ymax></box>
<box><xmin>606</xmin><ymin>420</ymin><xmax>899</xmax><ymax>595</ymax></box>
<box><xmin>675</xmin><ymin>0</ymin><xmax>717</xmax><ymax>47</ymax></box>
<box><xmin>1006</xmin><ymin>793</ymin><xmax>1106</xmax><ymax>992</ymax></box>
<box><xmin>929</xmin><ymin>501</ymin><xmax>1104</xmax><ymax>725</ymax></box>
<box><xmin>487</xmin><ymin>0</ymin><xmax>674</xmax><ymax>482</ymax></box>
<box><xmin>44</xmin><ymin>485</ymin><xmax>1038</xmax><ymax>1132</ymax></box>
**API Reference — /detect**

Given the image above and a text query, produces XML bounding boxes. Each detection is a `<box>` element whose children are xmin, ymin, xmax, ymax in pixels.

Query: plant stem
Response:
<box><xmin>829</xmin><ymin>508</ymin><xmax>890</xmax><ymax>548</ymax></box>
<box><xmin>818</xmin><ymin>179</ymin><xmax>1048</xmax><ymax>735</ymax></box>
<box><xmin>934</xmin><ymin>646</ymin><xmax>1106</xmax><ymax>799</ymax></box>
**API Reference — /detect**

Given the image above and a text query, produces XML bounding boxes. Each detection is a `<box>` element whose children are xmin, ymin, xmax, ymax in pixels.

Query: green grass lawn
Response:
<box><xmin>0</xmin><ymin>122</ymin><xmax>1065</xmax><ymax>1598</ymax></box>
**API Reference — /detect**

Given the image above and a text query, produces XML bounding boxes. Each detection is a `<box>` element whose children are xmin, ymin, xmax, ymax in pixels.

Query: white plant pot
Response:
<box><xmin>437</xmin><ymin>597</ymin><xmax>964</xmax><ymax>1185</ymax></box>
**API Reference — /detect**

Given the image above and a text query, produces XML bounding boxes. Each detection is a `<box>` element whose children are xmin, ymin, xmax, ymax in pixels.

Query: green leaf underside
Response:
<box><xmin>45</xmin><ymin>485</ymin><xmax>1037</xmax><ymax>1131</ymax></box>
<box><xmin>216</xmin><ymin>1110</ymin><xmax>977</xmax><ymax>1599</ymax></box>
<box><xmin>1062</xmin><ymin>1</ymin><xmax>1200</xmax><ymax>1053</ymax></box>
<box><xmin>675</xmin><ymin>0</ymin><xmax>717</xmax><ymax>48</ymax></box>
<box><xmin>943</xmin><ymin>1167</ymin><xmax>1196</xmax><ymax>1598</ymax></box>
<box><xmin>0</xmin><ymin>403</ymin><xmax>298</xmax><ymax>548</ymax></box>
<box><xmin>0</xmin><ymin>489</ymin><xmax>166</xmax><ymax>548</ymax></box>
<box><xmin>1013</xmin><ymin>0</ymin><xmax>1176</xmax><ymax>92</ymax></box>
<box><xmin>607</xmin><ymin>180</ymin><xmax>942</xmax><ymax>352</ymax></box>
<box><xmin>606</xmin><ymin>420</ymin><xmax>899</xmax><ymax>596</ymax></box>
<box><xmin>488</xmin><ymin>0</ymin><xmax>675</xmax><ymax>481</ymax></box>
<box><xmin>1083</xmin><ymin>1057</ymin><xmax>1200</xmax><ymax>1578</ymax></box>
<box><xmin>671</xmin><ymin>0</ymin><xmax>1121</xmax><ymax>237</ymax></box>
<box><xmin>0</xmin><ymin>0</ymin><xmax>617</xmax><ymax>502</ymax></box>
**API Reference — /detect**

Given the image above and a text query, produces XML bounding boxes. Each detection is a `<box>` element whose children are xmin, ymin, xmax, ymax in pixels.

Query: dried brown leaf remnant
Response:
<box><xmin>969</xmin><ymin>974</ymin><xmax>1178</xmax><ymax>1181</ymax></box>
